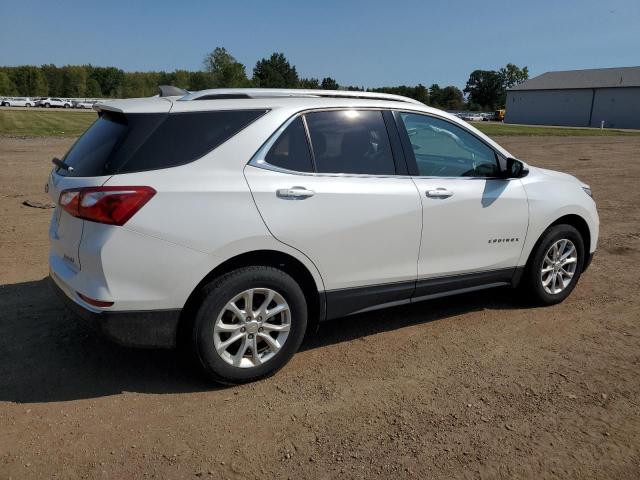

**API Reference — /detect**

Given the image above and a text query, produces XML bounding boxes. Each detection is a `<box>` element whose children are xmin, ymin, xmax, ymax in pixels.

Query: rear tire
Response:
<box><xmin>190</xmin><ymin>266</ymin><xmax>308</xmax><ymax>384</ymax></box>
<box><xmin>520</xmin><ymin>224</ymin><xmax>585</xmax><ymax>306</ymax></box>
<box><xmin>45</xmin><ymin>103</ymin><xmax>51</xmax><ymax>108</ymax></box>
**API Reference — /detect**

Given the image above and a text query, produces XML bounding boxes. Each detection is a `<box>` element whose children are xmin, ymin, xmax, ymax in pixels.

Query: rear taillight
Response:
<box><xmin>59</xmin><ymin>186</ymin><xmax>156</xmax><ymax>226</ymax></box>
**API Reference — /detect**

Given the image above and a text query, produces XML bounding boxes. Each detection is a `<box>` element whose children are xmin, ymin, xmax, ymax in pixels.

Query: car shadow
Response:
<box><xmin>302</xmin><ymin>287</ymin><xmax>522</xmax><ymax>351</ymax></box>
<box><xmin>0</xmin><ymin>277</ymin><xmax>524</xmax><ymax>404</ymax></box>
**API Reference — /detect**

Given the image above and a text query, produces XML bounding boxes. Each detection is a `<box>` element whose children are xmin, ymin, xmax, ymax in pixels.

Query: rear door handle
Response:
<box><xmin>425</xmin><ymin>188</ymin><xmax>454</xmax><ymax>199</ymax></box>
<box><xmin>276</xmin><ymin>186</ymin><xmax>315</xmax><ymax>200</ymax></box>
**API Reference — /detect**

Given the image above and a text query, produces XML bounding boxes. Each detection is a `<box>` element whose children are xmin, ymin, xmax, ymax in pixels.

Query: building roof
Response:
<box><xmin>509</xmin><ymin>66</ymin><xmax>640</xmax><ymax>91</ymax></box>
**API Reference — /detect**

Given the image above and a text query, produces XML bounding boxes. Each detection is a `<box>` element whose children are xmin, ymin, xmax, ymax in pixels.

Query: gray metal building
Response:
<box><xmin>505</xmin><ymin>66</ymin><xmax>640</xmax><ymax>129</ymax></box>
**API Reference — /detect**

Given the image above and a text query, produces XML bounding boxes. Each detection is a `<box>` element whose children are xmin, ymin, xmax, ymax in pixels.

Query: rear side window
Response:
<box><xmin>305</xmin><ymin>110</ymin><xmax>395</xmax><ymax>175</ymax></box>
<box><xmin>264</xmin><ymin>117</ymin><xmax>313</xmax><ymax>173</ymax></box>
<box><xmin>123</xmin><ymin>110</ymin><xmax>266</xmax><ymax>173</ymax></box>
<box><xmin>59</xmin><ymin>109</ymin><xmax>267</xmax><ymax>177</ymax></box>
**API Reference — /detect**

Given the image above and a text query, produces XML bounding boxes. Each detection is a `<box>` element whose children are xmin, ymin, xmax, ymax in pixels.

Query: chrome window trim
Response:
<box><xmin>248</xmin><ymin>107</ymin><xmax>404</xmax><ymax>179</ymax></box>
<box><xmin>393</xmin><ymin>109</ymin><xmax>508</xmax><ymax>180</ymax></box>
<box><xmin>248</xmin><ymin>106</ymin><xmax>509</xmax><ymax>180</ymax></box>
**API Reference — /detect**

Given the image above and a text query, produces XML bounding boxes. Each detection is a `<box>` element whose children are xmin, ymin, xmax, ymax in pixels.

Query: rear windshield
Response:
<box><xmin>58</xmin><ymin>109</ymin><xmax>268</xmax><ymax>177</ymax></box>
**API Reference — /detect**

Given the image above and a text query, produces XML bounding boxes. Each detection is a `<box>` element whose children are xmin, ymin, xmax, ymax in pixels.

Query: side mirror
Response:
<box><xmin>503</xmin><ymin>157</ymin><xmax>528</xmax><ymax>178</ymax></box>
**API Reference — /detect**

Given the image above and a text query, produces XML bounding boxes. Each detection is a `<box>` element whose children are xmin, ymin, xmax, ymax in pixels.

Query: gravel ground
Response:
<box><xmin>1</xmin><ymin>135</ymin><xmax>639</xmax><ymax>479</ymax></box>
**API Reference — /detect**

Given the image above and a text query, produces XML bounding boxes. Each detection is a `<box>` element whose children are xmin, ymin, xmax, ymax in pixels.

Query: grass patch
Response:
<box><xmin>470</xmin><ymin>121</ymin><xmax>640</xmax><ymax>137</ymax></box>
<box><xmin>0</xmin><ymin>109</ymin><xmax>96</xmax><ymax>136</ymax></box>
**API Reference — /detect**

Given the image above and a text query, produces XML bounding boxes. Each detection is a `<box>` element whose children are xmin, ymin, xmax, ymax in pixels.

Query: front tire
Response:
<box><xmin>521</xmin><ymin>224</ymin><xmax>585</xmax><ymax>305</ymax></box>
<box><xmin>191</xmin><ymin>266</ymin><xmax>308</xmax><ymax>384</ymax></box>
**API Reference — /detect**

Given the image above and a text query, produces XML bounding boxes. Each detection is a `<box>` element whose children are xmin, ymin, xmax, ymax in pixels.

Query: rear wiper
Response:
<box><xmin>52</xmin><ymin>157</ymin><xmax>74</xmax><ymax>172</ymax></box>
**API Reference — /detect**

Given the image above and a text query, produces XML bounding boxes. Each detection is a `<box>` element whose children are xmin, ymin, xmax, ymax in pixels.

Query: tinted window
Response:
<box><xmin>123</xmin><ymin>110</ymin><xmax>266</xmax><ymax>173</ymax></box>
<box><xmin>58</xmin><ymin>109</ymin><xmax>267</xmax><ymax>177</ymax></box>
<box><xmin>264</xmin><ymin>117</ymin><xmax>313</xmax><ymax>172</ymax></box>
<box><xmin>60</xmin><ymin>111</ymin><xmax>131</xmax><ymax>177</ymax></box>
<box><xmin>399</xmin><ymin>113</ymin><xmax>499</xmax><ymax>177</ymax></box>
<box><xmin>305</xmin><ymin>110</ymin><xmax>395</xmax><ymax>175</ymax></box>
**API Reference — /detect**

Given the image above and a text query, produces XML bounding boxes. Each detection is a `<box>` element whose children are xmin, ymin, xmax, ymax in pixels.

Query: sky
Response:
<box><xmin>1</xmin><ymin>0</ymin><xmax>639</xmax><ymax>89</ymax></box>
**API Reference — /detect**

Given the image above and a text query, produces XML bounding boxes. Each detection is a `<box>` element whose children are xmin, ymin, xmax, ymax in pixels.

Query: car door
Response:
<box><xmin>244</xmin><ymin>109</ymin><xmax>423</xmax><ymax>319</ymax></box>
<box><xmin>394</xmin><ymin>111</ymin><xmax>529</xmax><ymax>295</ymax></box>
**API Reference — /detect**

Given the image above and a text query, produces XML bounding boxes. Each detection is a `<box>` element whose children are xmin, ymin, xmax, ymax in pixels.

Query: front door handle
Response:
<box><xmin>276</xmin><ymin>186</ymin><xmax>315</xmax><ymax>200</ymax></box>
<box><xmin>425</xmin><ymin>188</ymin><xmax>454</xmax><ymax>199</ymax></box>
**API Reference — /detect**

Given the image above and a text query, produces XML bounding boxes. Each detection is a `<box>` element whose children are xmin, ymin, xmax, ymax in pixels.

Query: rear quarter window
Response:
<box><xmin>121</xmin><ymin>110</ymin><xmax>267</xmax><ymax>173</ymax></box>
<box><xmin>58</xmin><ymin>109</ymin><xmax>267</xmax><ymax>177</ymax></box>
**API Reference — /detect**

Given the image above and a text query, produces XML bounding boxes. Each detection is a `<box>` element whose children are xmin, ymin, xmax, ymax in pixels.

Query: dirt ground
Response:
<box><xmin>1</xmin><ymin>135</ymin><xmax>639</xmax><ymax>479</ymax></box>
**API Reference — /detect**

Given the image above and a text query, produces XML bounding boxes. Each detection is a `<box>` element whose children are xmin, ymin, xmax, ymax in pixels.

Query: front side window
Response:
<box><xmin>399</xmin><ymin>113</ymin><xmax>500</xmax><ymax>177</ymax></box>
<box><xmin>264</xmin><ymin>117</ymin><xmax>313</xmax><ymax>173</ymax></box>
<box><xmin>305</xmin><ymin>110</ymin><xmax>395</xmax><ymax>175</ymax></box>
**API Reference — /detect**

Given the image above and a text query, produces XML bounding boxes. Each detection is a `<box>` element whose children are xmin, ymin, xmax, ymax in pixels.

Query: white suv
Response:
<box><xmin>1</xmin><ymin>97</ymin><xmax>36</xmax><ymax>107</ymax></box>
<box><xmin>47</xmin><ymin>88</ymin><xmax>599</xmax><ymax>384</ymax></box>
<box><xmin>38</xmin><ymin>97</ymin><xmax>72</xmax><ymax>108</ymax></box>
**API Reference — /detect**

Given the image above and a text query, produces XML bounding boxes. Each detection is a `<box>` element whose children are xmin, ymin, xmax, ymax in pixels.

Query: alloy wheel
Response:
<box><xmin>541</xmin><ymin>239</ymin><xmax>578</xmax><ymax>294</ymax></box>
<box><xmin>213</xmin><ymin>288</ymin><xmax>291</xmax><ymax>368</ymax></box>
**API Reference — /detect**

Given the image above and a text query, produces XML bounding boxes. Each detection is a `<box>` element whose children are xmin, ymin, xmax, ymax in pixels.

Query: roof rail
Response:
<box><xmin>178</xmin><ymin>88</ymin><xmax>424</xmax><ymax>105</ymax></box>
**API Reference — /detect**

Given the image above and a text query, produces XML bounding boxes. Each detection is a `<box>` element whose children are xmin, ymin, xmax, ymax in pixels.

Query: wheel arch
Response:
<box><xmin>548</xmin><ymin>214</ymin><xmax>591</xmax><ymax>256</ymax></box>
<box><xmin>523</xmin><ymin>213</ymin><xmax>592</xmax><ymax>272</ymax></box>
<box><xmin>178</xmin><ymin>249</ymin><xmax>325</xmax><ymax>343</ymax></box>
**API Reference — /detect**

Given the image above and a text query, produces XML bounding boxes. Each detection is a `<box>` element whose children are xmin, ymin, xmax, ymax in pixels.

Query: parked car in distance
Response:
<box><xmin>461</xmin><ymin>113</ymin><xmax>485</xmax><ymax>121</ymax></box>
<box><xmin>72</xmin><ymin>100</ymin><xmax>95</xmax><ymax>109</ymax></box>
<box><xmin>482</xmin><ymin>110</ymin><xmax>507</xmax><ymax>122</ymax></box>
<box><xmin>1</xmin><ymin>97</ymin><xmax>36</xmax><ymax>107</ymax></box>
<box><xmin>38</xmin><ymin>97</ymin><xmax>72</xmax><ymax>108</ymax></box>
<box><xmin>47</xmin><ymin>87</ymin><xmax>599</xmax><ymax>384</ymax></box>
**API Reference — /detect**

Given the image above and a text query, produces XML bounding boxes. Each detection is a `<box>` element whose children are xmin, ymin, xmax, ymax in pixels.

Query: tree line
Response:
<box><xmin>0</xmin><ymin>48</ymin><xmax>527</xmax><ymax>110</ymax></box>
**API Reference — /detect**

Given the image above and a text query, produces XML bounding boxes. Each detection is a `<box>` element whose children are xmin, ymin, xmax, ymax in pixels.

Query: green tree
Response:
<box><xmin>9</xmin><ymin>66</ymin><xmax>48</xmax><ymax>96</ymax></box>
<box><xmin>463</xmin><ymin>70</ymin><xmax>503</xmax><ymax>109</ymax></box>
<box><xmin>62</xmin><ymin>66</ymin><xmax>88</xmax><ymax>97</ymax></box>
<box><xmin>497</xmin><ymin>63</ymin><xmax>528</xmax><ymax>105</ymax></box>
<box><xmin>189</xmin><ymin>71</ymin><xmax>214</xmax><ymax>90</ymax></box>
<box><xmin>203</xmin><ymin>47</ymin><xmax>249</xmax><ymax>87</ymax></box>
<box><xmin>321</xmin><ymin>77</ymin><xmax>339</xmax><ymax>90</ymax></box>
<box><xmin>252</xmin><ymin>53</ymin><xmax>299</xmax><ymax>88</ymax></box>
<box><xmin>499</xmin><ymin>63</ymin><xmax>529</xmax><ymax>89</ymax></box>
<box><xmin>41</xmin><ymin>64</ymin><xmax>64</xmax><ymax>96</ymax></box>
<box><xmin>88</xmin><ymin>66</ymin><xmax>125</xmax><ymax>97</ymax></box>
<box><xmin>429</xmin><ymin>84</ymin><xmax>443</xmax><ymax>107</ymax></box>
<box><xmin>439</xmin><ymin>86</ymin><xmax>464</xmax><ymax>110</ymax></box>
<box><xmin>121</xmin><ymin>72</ymin><xmax>150</xmax><ymax>97</ymax></box>
<box><xmin>369</xmin><ymin>84</ymin><xmax>429</xmax><ymax>104</ymax></box>
<box><xmin>171</xmin><ymin>70</ymin><xmax>191</xmax><ymax>89</ymax></box>
<box><xmin>298</xmin><ymin>77</ymin><xmax>320</xmax><ymax>89</ymax></box>
<box><xmin>0</xmin><ymin>72</ymin><xmax>18</xmax><ymax>95</ymax></box>
<box><xmin>86</xmin><ymin>78</ymin><xmax>102</xmax><ymax>97</ymax></box>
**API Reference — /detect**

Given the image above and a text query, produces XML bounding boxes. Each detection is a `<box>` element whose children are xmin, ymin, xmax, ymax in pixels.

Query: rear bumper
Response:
<box><xmin>49</xmin><ymin>275</ymin><xmax>180</xmax><ymax>348</ymax></box>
